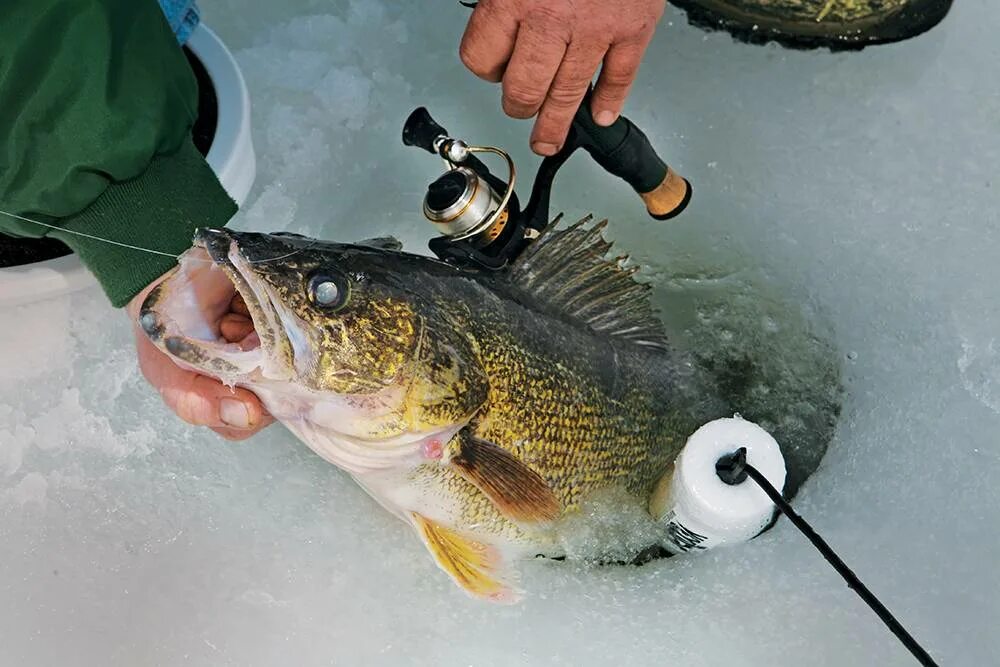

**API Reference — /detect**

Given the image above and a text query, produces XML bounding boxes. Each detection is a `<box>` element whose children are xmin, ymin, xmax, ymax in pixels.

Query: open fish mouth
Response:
<box><xmin>138</xmin><ymin>228</ymin><xmax>299</xmax><ymax>382</ymax></box>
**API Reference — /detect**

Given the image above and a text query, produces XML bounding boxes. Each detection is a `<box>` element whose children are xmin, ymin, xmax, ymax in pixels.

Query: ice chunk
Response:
<box><xmin>9</xmin><ymin>471</ymin><xmax>47</xmax><ymax>506</ymax></box>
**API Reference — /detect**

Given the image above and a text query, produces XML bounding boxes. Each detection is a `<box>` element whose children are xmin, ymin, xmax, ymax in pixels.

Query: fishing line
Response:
<box><xmin>1</xmin><ymin>209</ymin><xmax>181</xmax><ymax>258</ymax></box>
<box><xmin>715</xmin><ymin>448</ymin><xmax>940</xmax><ymax>667</ymax></box>
<box><xmin>0</xmin><ymin>208</ymin><xmax>315</xmax><ymax>265</ymax></box>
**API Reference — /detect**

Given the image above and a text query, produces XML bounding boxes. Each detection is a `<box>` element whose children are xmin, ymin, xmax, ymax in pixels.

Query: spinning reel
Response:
<box><xmin>402</xmin><ymin>87</ymin><xmax>691</xmax><ymax>270</ymax></box>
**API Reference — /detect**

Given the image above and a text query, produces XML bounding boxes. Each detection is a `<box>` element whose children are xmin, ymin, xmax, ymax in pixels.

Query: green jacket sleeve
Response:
<box><xmin>0</xmin><ymin>0</ymin><xmax>237</xmax><ymax>307</ymax></box>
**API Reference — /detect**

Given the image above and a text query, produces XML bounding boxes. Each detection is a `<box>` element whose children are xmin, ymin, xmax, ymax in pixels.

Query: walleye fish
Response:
<box><xmin>139</xmin><ymin>216</ymin><xmax>729</xmax><ymax>602</ymax></box>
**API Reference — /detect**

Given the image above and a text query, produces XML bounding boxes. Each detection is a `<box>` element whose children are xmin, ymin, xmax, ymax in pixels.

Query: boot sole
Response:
<box><xmin>670</xmin><ymin>0</ymin><xmax>954</xmax><ymax>50</ymax></box>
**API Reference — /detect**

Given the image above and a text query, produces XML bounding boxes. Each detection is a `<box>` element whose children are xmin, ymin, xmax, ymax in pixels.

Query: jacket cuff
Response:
<box><xmin>50</xmin><ymin>138</ymin><xmax>238</xmax><ymax>307</ymax></box>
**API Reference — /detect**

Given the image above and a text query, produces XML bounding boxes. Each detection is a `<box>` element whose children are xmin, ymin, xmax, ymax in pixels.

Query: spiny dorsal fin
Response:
<box><xmin>507</xmin><ymin>214</ymin><xmax>669</xmax><ymax>350</ymax></box>
<box><xmin>357</xmin><ymin>236</ymin><xmax>403</xmax><ymax>251</ymax></box>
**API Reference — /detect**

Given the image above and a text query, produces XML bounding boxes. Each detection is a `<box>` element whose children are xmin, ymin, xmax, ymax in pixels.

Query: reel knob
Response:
<box><xmin>402</xmin><ymin>107</ymin><xmax>448</xmax><ymax>154</ymax></box>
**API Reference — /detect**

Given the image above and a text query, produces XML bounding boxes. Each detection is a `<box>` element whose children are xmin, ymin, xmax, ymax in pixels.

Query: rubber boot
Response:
<box><xmin>670</xmin><ymin>0</ymin><xmax>954</xmax><ymax>49</ymax></box>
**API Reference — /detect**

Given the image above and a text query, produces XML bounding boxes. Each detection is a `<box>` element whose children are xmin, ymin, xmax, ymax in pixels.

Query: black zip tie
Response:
<box><xmin>716</xmin><ymin>447</ymin><xmax>939</xmax><ymax>667</ymax></box>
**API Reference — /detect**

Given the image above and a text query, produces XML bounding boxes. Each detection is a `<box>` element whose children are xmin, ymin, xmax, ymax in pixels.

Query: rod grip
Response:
<box><xmin>573</xmin><ymin>96</ymin><xmax>692</xmax><ymax>221</ymax></box>
<box><xmin>640</xmin><ymin>166</ymin><xmax>692</xmax><ymax>221</ymax></box>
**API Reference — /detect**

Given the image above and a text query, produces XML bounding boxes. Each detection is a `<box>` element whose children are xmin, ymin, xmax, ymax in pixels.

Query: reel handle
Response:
<box><xmin>402</xmin><ymin>107</ymin><xmax>449</xmax><ymax>154</ymax></box>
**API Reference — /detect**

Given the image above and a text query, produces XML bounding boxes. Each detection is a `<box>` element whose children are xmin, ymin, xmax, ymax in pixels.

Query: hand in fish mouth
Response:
<box><xmin>220</xmin><ymin>292</ymin><xmax>257</xmax><ymax>347</ymax></box>
<box><xmin>127</xmin><ymin>262</ymin><xmax>274</xmax><ymax>440</ymax></box>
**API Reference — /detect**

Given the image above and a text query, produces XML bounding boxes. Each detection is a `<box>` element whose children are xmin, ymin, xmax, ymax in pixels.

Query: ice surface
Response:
<box><xmin>2</xmin><ymin>1</ymin><xmax>999</xmax><ymax>665</ymax></box>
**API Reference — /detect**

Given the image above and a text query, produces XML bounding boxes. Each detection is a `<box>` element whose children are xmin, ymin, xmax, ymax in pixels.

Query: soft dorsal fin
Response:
<box><xmin>507</xmin><ymin>215</ymin><xmax>669</xmax><ymax>350</ymax></box>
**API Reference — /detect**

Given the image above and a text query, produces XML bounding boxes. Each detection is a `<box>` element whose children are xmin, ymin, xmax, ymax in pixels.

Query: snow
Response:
<box><xmin>2</xmin><ymin>0</ymin><xmax>998</xmax><ymax>665</ymax></box>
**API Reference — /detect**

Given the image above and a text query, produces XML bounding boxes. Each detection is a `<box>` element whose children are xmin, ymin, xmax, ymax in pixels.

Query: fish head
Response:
<box><xmin>138</xmin><ymin>229</ymin><xmax>488</xmax><ymax>462</ymax></box>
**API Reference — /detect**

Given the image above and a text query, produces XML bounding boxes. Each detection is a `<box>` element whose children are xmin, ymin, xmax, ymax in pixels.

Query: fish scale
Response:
<box><xmin>460</xmin><ymin>318</ymin><xmax>699</xmax><ymax>516</ymax></box>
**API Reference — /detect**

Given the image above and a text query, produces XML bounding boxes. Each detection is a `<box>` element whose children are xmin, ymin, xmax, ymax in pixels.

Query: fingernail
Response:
<box><xmin>220</xmin><ymin>398</ymin><xmax>251</xmax><ymax>429</ymax></box>
<box><xmin>595</xmin><ymin>110</ymin><xmax>616</xmax><ymax>126</ymax></box>
<box><xmin>532</xmin><ymin>142</ymin><xmax>559</xmax><ymax>156</ymax></box>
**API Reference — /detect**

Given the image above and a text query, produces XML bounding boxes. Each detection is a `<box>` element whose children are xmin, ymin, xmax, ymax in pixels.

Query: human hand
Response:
<box><xmin>127</xmin><ymin>275</ymin><xmax>274</xmax><ymax>441</ymax></box>
<box><xmin>459</xmin><ymin>0</ymin><xmax>665</xmax><ymax>155</ymax></box>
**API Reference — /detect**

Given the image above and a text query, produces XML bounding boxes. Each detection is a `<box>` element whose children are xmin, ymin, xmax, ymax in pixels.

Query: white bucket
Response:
<box><xmin>0</xmin><ymin>23</ymin><xmax>255</xmax><ymax>308</ymax></box>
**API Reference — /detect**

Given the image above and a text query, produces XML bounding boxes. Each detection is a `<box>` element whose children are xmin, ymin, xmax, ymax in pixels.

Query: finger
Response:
<box><xmin>220</xmin><ymin>313</ymin><xmax>254</xmax><ymax>343</ymax></box>
<box><xmin>211</xmin><ymin>426</ymin><xmax>250</xmax><ymax>441</ymax></box>
<box><xmin>459</xmin><ymin>1</ymin><xmax>518</xmax><ymax>82</ymax></box>
<box><xmin>501</xmin><ymin>19</ymin><xmax>569</xmax><ymax>122</ymax></box>
<box><xmin>530</xmin><ymin>43</ymin><xmax>608</xmax><ymax>154</ymax></box>
<box><xmin>211</xmin><ymin>419</ymin><xmax>274</xmax><ymax>441</ymax></box>
<box><xmin>591</xmin><ymin>38</ymin><xmax>648</xmax><ymax>126</ymax></box>
<box><xmin>230</xmin><ymin>292</ymin><xmax>249</xmax><ymax>316</ymax></box>
<box><xmin>131</xmin><ymin>280</ymin><xmax>269</xmax><ymax>434</ymax></box>
<box><xmin>159</xmin><ymin>372</ymin><xmax>269</xmax><ymax>430</ymax></box>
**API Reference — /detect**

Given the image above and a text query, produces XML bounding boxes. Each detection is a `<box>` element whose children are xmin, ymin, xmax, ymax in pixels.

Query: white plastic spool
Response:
<box><xmin>651</xmin><ymin>416</ymin><xmax>787</xmax><ymax>554</ymax></box>
<box><xmin>0</xmin><ymin>23</ymin><xmax>255</xmax><ymax>308</ymax></box>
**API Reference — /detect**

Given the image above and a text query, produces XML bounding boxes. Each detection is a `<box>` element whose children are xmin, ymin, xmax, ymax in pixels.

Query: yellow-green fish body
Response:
<box><xmin>139</xmin><ymin>218</ymin><xmax>724</xmax><ymax>601</ymax></box>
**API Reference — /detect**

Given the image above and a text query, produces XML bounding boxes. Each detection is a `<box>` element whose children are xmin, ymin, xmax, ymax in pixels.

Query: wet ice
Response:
<box><xmin>2</xmin><ymin>1</ymin><xmax>999</xmax><ymax>665</ymax></box>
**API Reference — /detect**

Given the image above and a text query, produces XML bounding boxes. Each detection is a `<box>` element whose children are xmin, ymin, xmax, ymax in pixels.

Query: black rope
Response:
<box><xmin>716</xmin><ymin>447</ymin><xmax>939</xmax><ymax>667</ymax></box>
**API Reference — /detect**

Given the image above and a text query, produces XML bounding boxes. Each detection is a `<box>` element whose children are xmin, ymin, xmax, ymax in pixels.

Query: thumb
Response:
<box><xmin>136</xmin><ymin>330</ymin><xmax>268</xmax><ymax>430</ymax></box>
<box><xmin>160</xmin><ymin>372</ymin><xmax>268</xmax><ymax>430</ymax></box>
<box><xmin>131</xmin><ymin>282</ymin><xmax>273</xmax><ymax>434</ymax></box>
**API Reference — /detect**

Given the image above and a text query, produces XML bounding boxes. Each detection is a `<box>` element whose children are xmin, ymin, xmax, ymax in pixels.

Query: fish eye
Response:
<box><xmin>307</xmin><ymin>273</ymin><xmax>348</xmax><ymax>310</ymax></box>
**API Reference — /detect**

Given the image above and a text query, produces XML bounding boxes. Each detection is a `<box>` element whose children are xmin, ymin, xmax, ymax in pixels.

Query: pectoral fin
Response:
<box><xmin>410</xmin><ymin>513</ymin><xmax>520</xmax><ymax>603</ymax></box>
<box><xmin>447</xmin><ymin>433</ymin><xmax>561</xmax><ymax>523</ymax></box>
